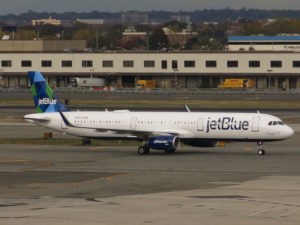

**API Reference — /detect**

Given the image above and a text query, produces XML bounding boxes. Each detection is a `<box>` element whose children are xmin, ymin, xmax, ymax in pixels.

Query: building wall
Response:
<box><xmin>0</xmin><ymin>41</ymin><xmax>43</xmax><ymax>52</ymax></box>
<box><xmin>0</xmin><ymin>52</ymin><xmax>300</xmax><ymax>74</ymax></box>
<box><xmin>0</xmin><ymin>51</ymin><xmax>300</xmax><ymax>89</ymax></box>
<box><xmin>42</xmin><ymin>40</ymin><xmax>87</xmax><ymax>52</ymax></box>
<box><xmin>0</xmin><ymin>40</ymin><xmax>87</xmax><ymax>52</ymax></box>
<box><xmin>228</xmin><ymin>44</ymin><xmax>300</xmax><ymax>51</ymax></box>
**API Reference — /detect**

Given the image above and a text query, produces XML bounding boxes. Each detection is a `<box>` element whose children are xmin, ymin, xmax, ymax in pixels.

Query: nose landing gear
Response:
<box><xmin>257</xmin><ymin>141</ymin><xmax>265</xmax><ymax>155</ymax></box>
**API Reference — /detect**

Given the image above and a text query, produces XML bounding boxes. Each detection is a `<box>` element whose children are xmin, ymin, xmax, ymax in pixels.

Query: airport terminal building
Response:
<box><xmin>1</xmin><ymin>38</ymin><xmax>300</xmax><ymax>90</ymax></box>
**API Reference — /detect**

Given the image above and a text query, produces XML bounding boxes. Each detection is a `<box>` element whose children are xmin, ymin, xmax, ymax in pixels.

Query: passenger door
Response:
<box><xmin>197</xmin><ymin>118</ymin><xmax>205</xmax><ymax>131</ymax></box>
<box><xmin>252</xmin><ymin>116</ymin><xmax>260</xmax><ymax>132</ymax></box>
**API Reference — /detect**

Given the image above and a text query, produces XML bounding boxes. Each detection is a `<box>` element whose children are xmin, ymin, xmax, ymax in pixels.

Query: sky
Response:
<box><xmin>1</xmin><ymin>0</ymin><xmax>300</xmax><ymax>14</ymax></box>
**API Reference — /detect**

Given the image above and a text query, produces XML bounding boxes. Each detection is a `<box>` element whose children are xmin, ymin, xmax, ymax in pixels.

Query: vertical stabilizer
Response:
<box><xmin>28</xmin><ymin>71</ymin><xmax>69</xmax><ymax>113</ymax></box>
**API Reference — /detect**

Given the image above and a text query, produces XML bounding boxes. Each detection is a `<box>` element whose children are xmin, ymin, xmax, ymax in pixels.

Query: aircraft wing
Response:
<box><xmin>95</xmin><ymin>128</ymin><xmax>186</xmax><ymax>137</ymax></box>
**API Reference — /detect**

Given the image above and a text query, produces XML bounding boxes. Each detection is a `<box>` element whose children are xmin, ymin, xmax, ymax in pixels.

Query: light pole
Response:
<box><xmin>146</xmin><ymin>33</ymin><xmax>151</xmax><ymax>51</ymax></box>
<box><xmin>90</xmin><ymin>68</ymin><xmax>95</xmax><ymax>78</ymax></box>
<box><xmin>96</xmin><ymin>31</ymin><xmax>99</xmax><ymax>52</ymax></box>
<box><xmin>266</xmin><ymin>69</ymin><xmax>273</xmax><ymax>89</ymax></box>
<box><xmin>173</xmin><ymin>68</ymin><xmax>179</xmax><ymax>89</ymax></box>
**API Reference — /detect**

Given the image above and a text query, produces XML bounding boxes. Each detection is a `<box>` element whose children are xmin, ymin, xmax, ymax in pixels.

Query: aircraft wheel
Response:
<box><xmin>258</xmin><ymin>149</ymin><xmax>265</xmax><ymax>155</ymax></box>
<box><xmin>138</xmin><ymin>146</ymin><xmax>149</xmax><ymax>155</ymax></box>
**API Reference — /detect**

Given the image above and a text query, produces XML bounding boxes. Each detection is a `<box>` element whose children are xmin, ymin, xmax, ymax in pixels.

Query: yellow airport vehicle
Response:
<box><xmin>218</xmin><ymin>78</ymin><xmax>254</xmax><ymax>89</ymax></box>
<box><xmin>137</xmin><ymin>80</ymin><xmax>156</xmax><ymax>89</ymax></box>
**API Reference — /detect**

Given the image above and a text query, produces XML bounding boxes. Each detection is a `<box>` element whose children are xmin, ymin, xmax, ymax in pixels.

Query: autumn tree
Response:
<box><xmin>148</xmin><ymin>27</ymin><xmax>169</xmax><ymax>50</ymax></box>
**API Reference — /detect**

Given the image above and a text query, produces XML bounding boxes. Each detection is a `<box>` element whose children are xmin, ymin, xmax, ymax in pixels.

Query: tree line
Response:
<box><xmin>2</xmin><ymin>18</ymin><xmax>300</xmax><ymax>51</ymax></box>
<box><xmin>4</xmin><ymin>9</ymin><xmax>300</xmax><ymax>23</ymax></box>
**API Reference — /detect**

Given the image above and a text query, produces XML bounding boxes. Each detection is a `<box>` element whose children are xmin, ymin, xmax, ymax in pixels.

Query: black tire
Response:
<box><xmin>82</xmin><ymin>138</ymin><xmax>91</xmax><ymax>145</ymax></box>
<box><xmin>138</xmin><ymin>146</ymin><xmax>149</xmax><ymax>155</ymax></box>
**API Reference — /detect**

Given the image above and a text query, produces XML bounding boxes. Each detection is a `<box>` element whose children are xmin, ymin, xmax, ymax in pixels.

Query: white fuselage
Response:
<box><xmin>24</xmin><ymin>111</ymin><xmax>294</xmax><ymax>142</ymax></box>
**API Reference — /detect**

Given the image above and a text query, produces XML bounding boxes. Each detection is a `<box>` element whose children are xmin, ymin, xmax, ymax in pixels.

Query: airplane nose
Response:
<box><xmin>285</xmin><ymin>126</ymin><xmax>294</xmax><ymax>138</ymax></box>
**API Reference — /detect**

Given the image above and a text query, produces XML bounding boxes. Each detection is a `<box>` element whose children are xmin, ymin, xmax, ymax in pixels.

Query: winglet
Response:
<box><xmin>184</xmin><ymin>104</ymin><xmax>191</xmax><ymax>112</ymax></box>
<box><xmin>59</xmin><ymin>111</ymin><xmax>74</xmax><ymax>127</ymax></box>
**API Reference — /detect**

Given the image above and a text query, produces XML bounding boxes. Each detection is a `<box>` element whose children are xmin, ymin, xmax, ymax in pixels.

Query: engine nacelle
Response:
<box><xmin>148</xmin><ymin>136</ymin><xmax>179</xmax><ymax>151</ymax></box>
<box><xmin>181</xmin><ymin>139</ymin><xmax>217</xmax><ymax>148</ymax></box>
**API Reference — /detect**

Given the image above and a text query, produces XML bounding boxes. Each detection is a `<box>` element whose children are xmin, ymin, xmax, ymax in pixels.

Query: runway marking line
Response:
<box><xmin>279</xmin><ymin>212</ymin><xmax>290</xmax><ymax>217</ymax></box>
<box><xmin>247</xmin><ymin>211</ymin><xmax>267</xmax><ymax>217</ymax></box>
<box><xmin>176</xmin><ymin>97</ymin><xmax>189</xmax><ymax>100</ymax></box>
<box><xmin>0</xmin><ymin>159</ymin><xmax>29</xmax><ymax>164</ymax></box>
<box><xmin>89</xmin><ymin>147</ymin><xmax>106</xmax><ymax>151</ymax></box>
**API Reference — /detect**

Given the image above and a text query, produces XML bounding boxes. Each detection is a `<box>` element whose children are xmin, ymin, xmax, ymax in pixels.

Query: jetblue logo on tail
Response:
<box><xmin>38</xmin><ymin>98</ymin><xmax>57</xmax><ymax>105</ymax></box>
<box><xmin>29</xmin><ymin>71</ymin><xmax>69</xmax><ymax>113</ymax></box>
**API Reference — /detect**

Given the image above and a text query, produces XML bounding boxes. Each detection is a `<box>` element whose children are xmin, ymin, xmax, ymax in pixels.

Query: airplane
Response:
<box><xmin>24</xmin><ymin>71</ymin><xmax>294</xmax><ymax>155</ymax></box>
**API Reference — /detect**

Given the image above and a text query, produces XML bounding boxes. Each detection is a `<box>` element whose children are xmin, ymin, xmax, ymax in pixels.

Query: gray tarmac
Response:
<box><xmin>0</xmin><ymin>122</ymin><xmax>300</xmax><ymax>224</ymax></box>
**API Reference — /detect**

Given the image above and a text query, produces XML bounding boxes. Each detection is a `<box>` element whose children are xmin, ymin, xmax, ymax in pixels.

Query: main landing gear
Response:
<box><xmin>138</xmin><ymin>137</ymin><xmax>150</xmax><ymax>155</ymax></box>
<box><xmin>137</xmin><ymin>145</ymin><xmax>150</xmax><ymax>155</ymax></box>
<box><xmin>257</xmin><ymin>141</ymin><xmax>265</xmax><ymax>155</ymax></box>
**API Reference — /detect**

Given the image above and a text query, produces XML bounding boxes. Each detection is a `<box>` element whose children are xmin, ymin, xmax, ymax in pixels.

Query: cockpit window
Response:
<box><xmin>269</xmin><ymin>121</ymin><xmax>285</xmax><ymax>126</ymax></box>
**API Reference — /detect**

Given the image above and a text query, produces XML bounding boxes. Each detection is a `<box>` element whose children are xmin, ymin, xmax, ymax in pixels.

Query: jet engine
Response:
<box><xmin>148</xmin><ymin>136</ymin><xmax>179</xmax><ymax>152</ymax></box>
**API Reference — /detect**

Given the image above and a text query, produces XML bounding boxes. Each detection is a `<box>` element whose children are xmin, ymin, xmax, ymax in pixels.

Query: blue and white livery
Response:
<box><xmin>24</xmin><ymin>71</ymin><xmax>294</xmax><ymax>155</ymax></box>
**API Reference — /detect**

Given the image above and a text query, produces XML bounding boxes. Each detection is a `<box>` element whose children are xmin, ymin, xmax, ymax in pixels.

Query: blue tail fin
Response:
<box><xmin>28</xmin><ymin>71</ymin><xmax>69</xmax><ymax>113</ymax></box>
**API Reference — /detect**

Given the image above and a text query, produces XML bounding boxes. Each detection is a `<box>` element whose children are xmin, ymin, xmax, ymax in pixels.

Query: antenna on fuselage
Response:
<box><xmin>257</xmin><ymin>110</ymin><xmax>260</xmax><ymax>114</ymax></box>
<box><xmin>184</xmin><ymin>105</ymin><xmax>191</xmax><ymax>112</ymax></box>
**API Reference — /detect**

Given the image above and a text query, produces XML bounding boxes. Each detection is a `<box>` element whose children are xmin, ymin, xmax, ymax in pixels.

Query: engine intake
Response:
<box><xmin>148</xmin><ymin>136</ymin><xmax>179</xmax><ymax>151</ymax></box>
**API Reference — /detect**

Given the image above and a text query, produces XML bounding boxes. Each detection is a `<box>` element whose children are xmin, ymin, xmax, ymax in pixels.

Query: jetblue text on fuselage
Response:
<box><xmin>206</xmin><ymin>117</ymin><xmax>249</xmax><ymax>133</ymax></box>
<box><xmin>38</xmin><ymin>98</ymin><xmax>57</xmax><ymax>105</ymax></box>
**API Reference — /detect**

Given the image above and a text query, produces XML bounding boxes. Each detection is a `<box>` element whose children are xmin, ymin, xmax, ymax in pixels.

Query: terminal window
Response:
<box><xmin>184</xmin><ymin>60</ymin><xmax>195</xmax><ymax>68</ymax></box>
<box><xmin>41</xmin><ymin>60</ymin><xmax>52</xmax><ymax>67</ymax></box>
<box><xmin>144</xmin><ymin>60</ymin><xmax>155</xmax><ymax>68</ymax></box>
<box><xmin>1</xmin><ymin>60</ymin><xmax>12</xmax><ymax>67</ymax></box>
<box><xmin>62</xmin><ymin>60</ymin><xmax>72</xmax><ymax>67</ymax></box>
<box><xmin>227</xmin><ymin>60</ymin><xmax>238</xmax><ymax>68</ymax></box>
<box><xmin>293</xmin><ymin>61</ymin><xmax>300</xmax><ymax>67</ymax></box>
<box><xmin>103</xmin><ymin>60</ymin><xmax>113</xmax><ymax>67</ymax></box>
<box><xmin>82</xmin><ymin>60</ymin><xmax>93</xmax><ymax>67</ymax></box>
<box><xmin>172</xmin><ymin>60</ymin><xmax>178</xmax><ymax>69</ymax></box>
<box><xmin>161</xmin><ymin>60</ymin><xmax>167</xmax><ymax>69</ymax></box>
<box><xmin>123</xmin><ymin>60</ymin><xmax>134</xmax><ymax>68</ymax></box>
<box><xmin>271</xmin><ymin>61</ymin><xmax>282</xmax><ymax>68</ymax></box>
<box><xmin>249</xmin><ymin>61</ymin><xmax>260</xmax><ymax>68</ymax></box>
<box><xmin>206</xmin><ymin>60</ymin><xmax>217</xmax><ymax>68</ymax></box>
<box><xmin>21</xmin><ymin>60</ymin><xmax>32</xmax><ymax>67</ymax></box>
